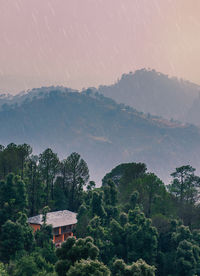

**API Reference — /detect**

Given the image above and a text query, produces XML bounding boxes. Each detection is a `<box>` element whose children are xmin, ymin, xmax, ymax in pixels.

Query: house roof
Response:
<box><xmin>28</xmin><ymin>210</ymin><xmax>77</xmax><ymax>228</ymax></box>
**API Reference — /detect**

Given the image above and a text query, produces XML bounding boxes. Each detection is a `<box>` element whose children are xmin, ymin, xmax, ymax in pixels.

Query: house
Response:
<box><xmin>28</xmin><ymin>210</ymin><xmax>77</xmax><ymax>246</ymax></box>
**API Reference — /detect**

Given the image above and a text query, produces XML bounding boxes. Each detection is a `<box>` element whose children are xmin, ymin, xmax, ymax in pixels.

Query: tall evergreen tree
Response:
<box><xmin>26</xmin><ymin>155</ymin><xmax>44</xmax><ymax>216</ymax></box>
<box><xmin>38</xmin><ymin>149</ymin><xmax>59</xmax><ymax>205</ymax></box>
<box><xmin>64</xmin><ymin>152</ymin><xmax>89</xmax><ymax>211</ymax></box>
<box><xmin>17</xmin><ymin>144</ymin><xmax>32</xmax><ymax>179</ymax></box>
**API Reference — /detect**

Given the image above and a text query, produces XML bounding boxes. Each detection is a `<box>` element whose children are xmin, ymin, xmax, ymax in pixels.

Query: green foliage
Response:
<box><xmin>25</xmin><ymin>155</ymin><xmax>44</xmax><ymax>216</ymax></box>
<box><xmin>91</xmin><ymin>191</ymin><xmax>107</xmax><ymax>218</ymax></box>
<box><xmin>168</xmin><ymin>165</ymin><xmax>200</xmax><ymax>205</ymax></box>
<box><xmin>35</xmin><ymin>224</ymin><xmax>53</xmax><ymax>248</ymax></box>
<box><xmin>168</xmin><ymin>165</ymin><xmax>200</xmax><ymax>225</ymax></box>
<box><xmin>17</xmin><ymin>144</ymin><xmax>32</xmax><ymax>179</ymax></box>
<box><xmin>66</xmin><ymin>259</ymin><xmax>111</xmax><ymax>276</ymax></box>
<box><xmin>53</xmin><ymin>178</ymin><xmax>68</xmax><ymax>210</ymax></box>
<box><xmin>0</xmin><ymin>214</ymin><xmax>34</xmax><ymax>262</ymax></box>
<box><xmin>0</xmin><ymin>174</ymin><xmax>28</xmax><ymax>227</ymax></box>
<box><xmin>132</xmin><ymin>173</ymin><xmax>165</xmax><ymax>217</ymax></box>
<box><xmin>1</xmin><ymin>143</ymin><xmax>200</xmax><ymax>276</ymax></box>
<box><xmin>42</xmin><ymin>206</ymin><xmax>50</xmax><ymax>224</ymax></box>
<box><xmin>0</xmin><ymin>262</ymin><xmax>8</xmax><ymax>276</ymax></box>
<box><xmin>102</xmin><ymin>163</ymin><xmax>147</xmax><ymax>189</ymax></box>
<box><xmin>55</xmin><ymin>236</ymin><xmax>99</xmax><ymax>276</ymax></box>
<box><xmin>76</xmin><ymin>179</ymin><xmax>158</xmax><ymax>266</ymax></box>
<box><xmin>0</xmin><ymin>143</ymin><xmax>30</xmax><ymax>179</ymax></box>
<box><xmin>38</xmin><ymin>148</ymin><xmax>59</xmax><ymax>205</ymax></box>
<box><xmin>87</xmin><ymin>181</ymin><xmax>96</xmax><ymax>191</ymax></box>
<box><xmin>157</xmin><ymin>220</ymin><xmax>200</xmax><ymax>276</ymax></box>
<box><xmin>104</xmin><ymin>164</ymin><xmax>179</xmax><ymax>222</ymax></box>
<box><xmin>108</xmin><ymin>208</ymin><xmax>158</xmax><ymax>265</ymax></box>
<box><xmin>12</xmin><ymin>255</ymin><xmax>39</xmax><ymax>276</ymax></box>
<box><xmin>34</xmin><ymin>224</ymin><xmax>57</xmax><ymax>265</ymax></box>
<box><xmin>176</xmin><ymin>240</ymin><xmax>199</xmax><ymax>276</ymax></box>
<box><xmin>75</xmin><ymin>204</ymin><xmax>90</xmax><ymax>238</ymax></box>
<box><xmin>63</xmin><ymin>152</ymin><xmax>89</xmax><ymax>211</ymax></box>
<box><xmin>11</xmin><ymin>253</ymin><xmax>55</xmax><ymax>276</ymax></box>
<box><xmin>112</xmin><ymin>258</ymin><xmax>156</xmax><ymax>276</ymax></box>
<box><xmin>0</xmin><ymin>143</ymin><xmax>90</xmax><ymax>215</ymax></box>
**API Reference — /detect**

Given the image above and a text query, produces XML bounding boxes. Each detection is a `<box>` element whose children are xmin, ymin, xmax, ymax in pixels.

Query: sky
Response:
<box><xmin>0</xmin><ymin>0</ymin><xmax>200</xmax><ymax>94</ymax></box>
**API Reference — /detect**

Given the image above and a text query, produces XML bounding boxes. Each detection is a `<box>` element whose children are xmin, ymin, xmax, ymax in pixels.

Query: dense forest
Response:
<box><xmin>1</xmin><ymin>143</ymin><xmax>200</xmax><ymax>275</ymax></box>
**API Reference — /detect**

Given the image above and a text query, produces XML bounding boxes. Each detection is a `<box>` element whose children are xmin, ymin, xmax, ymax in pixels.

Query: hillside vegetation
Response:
<box><xmin>1</xmin><ymin>144</ymin><xmax>200</xmax><ymax>275</ymax></box>
<box><xmin>0</xmin><ymin>88</ymin><xmax>200</xmax><ymax>182</ymax></box>
<box><xmin>98</xmin><ymin>69</ymin><xmax>200</xmax><ymax>124</ymax></box>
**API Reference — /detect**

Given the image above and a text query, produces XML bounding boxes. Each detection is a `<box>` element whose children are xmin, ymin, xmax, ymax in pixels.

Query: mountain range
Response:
<box><xmin>98</xmin><ymin>69</ymin><xmax>200</xmax><ymax>125</ymax></box>
<box><xmin>0</xmin><ymin>72</ymin><xmax>200</xmax><ymax>184</ymax></box>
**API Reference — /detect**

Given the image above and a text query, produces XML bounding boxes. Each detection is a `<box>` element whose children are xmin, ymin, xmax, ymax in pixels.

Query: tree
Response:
<box><xmin>91</xmin><ymin>191</ymin><xmax>106</xmax><ymax>218</ymax></box>
<box><xmin>13</xmin><ymin>255</ymin><xmax>39</xmax><ymax>276</ymax></box>
<box><xmin>53</xmin><ymin>177</ymin><xmax>68</xmax><ymax>211</ymax></box>
<box><xmin>102</xmin><ymin>163</ymin><xmax>147</xmax><ymax>205</ymax></box>
<box><xmin>66</xmin><ymin>259</ymin><xmax>111</xmax><ymax>276</ymax></box>
<box><xmin>55</xmin><ymin>236</ymin><xmax>99</xmax><ymax>276</ymax></box>
<box><xmin>86</xmin><ymin>181</ymin><xmax>96</xmax><ymax>191</ymax></box>
<box><xmin>35</xmin><ymin>223</ymin><xmax>53</xmax><ymax>249</ymax></box>
<box><xmin>129</xmin><ymin>191</ymin><xmax>139</xmax><ymax>210</ymax></box>
<box><xmin>60</xmin><ymin>159</ymin><xmax>68</xmax><ymax>192</ymax></box>
<box><xmin>64</xmin><ymin>152</ymin><xmax>89</xmax><ymax>211</ymax></box>
<box><xmin>102</xmin><ymin>163</ymin><xmax>147</xmax><ymax>186</ymax></box>
<box><xmin>176</xmin><ymin>240</ymin><xmax>200</xmax><ymax>276</ymax></box>
<box><xmin>103</xmin><ymin>180</ymin><xmax>118</xmax><ymax>207</ymax></box>
<box><xmin>168</xmin><ymin>166</ymin><xmax>200</xmax><ymax>224</ymax></box>
<box><xmin>16</xmin><ymin>212</ymin><xmax>34</xmax><ymax>252</ymax></box>
<box><xmin>0</xmin><ymin>143</ymin><xmax>19</xmax><ymax>178</ymax></box>
<box><xmin>39</xmin><ymin>149</ymin><xmax>59</xmax><ymax>205</ymax></box>
<box><xmin>0</xmin><ymin>143</ymin><xmax>32</xmax><ymax>180</ymax></box>
<box><xmin>26</xmin><ymin>155</ymin><xmax>44</xmax><ymax>216</ymax></box>
<box><xmin>17</xmin><ymin>144</ymin><xmax>32</xmax><ymax>179</ymax></box>
<box><xmin>12</xmin><ymin>253</ymin><xmax>55</xmax><ymax>276</ymax></box>
<box><xmin>87</xmin><ymin>216</ymin><xmax>107</xmax><ymax>251</ymax></box>
<box><xmin>134</xmin><ymin>173</ymin><xmax>165</xmax><ymax>217</ymax></box>
<box><xmin>125</xmin><ymin>208</ymin><xmax>158</xmax><ymax>264</ymax></box>
<box><xmin>0</xmin><ymin>263</ymin><xmax>8</xmax><ymax>276</ymax></box>
<box><xmin>42</xmin><ymin>206</ymin><xmax>50</xmax><ymax>225</ymax></box>
<box><xmin>168</xmin><ymin>165</ymin><xmax>200</xmax><ymax>205</ymax></box>
<box><xmin>0</xmin><ymin>214</ymin><xmax>34</xmax><ymax>262</ymax></box>
<box><xmin>0</xmin><ymin>174</ymin><xmax>28</xmax><ymax>227</ymax></box>
<box><xmin>157</xmin><ymin>219</ymin><xmax>200</xmax><ymax>276</ymax></box>
<box><xmin>112</xmin><ymin>258</ymin><xmax>156</xmax><ymax>276</ymax></box>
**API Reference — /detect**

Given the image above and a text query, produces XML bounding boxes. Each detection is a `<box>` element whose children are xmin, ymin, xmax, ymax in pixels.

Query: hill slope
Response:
<box><xmin>0</xmin><ymin>88</ymin><xmax>200</xmax><ymax>183</ymax></box>
<box><xmin>98</xmin><ymin>69</ymin><xmax>200</xmax><ymax>123</ymax></box>
<box><xmin>186</xmin><ymin>94</ymin><xmax>200</xmax><ymax>126</ymax></box>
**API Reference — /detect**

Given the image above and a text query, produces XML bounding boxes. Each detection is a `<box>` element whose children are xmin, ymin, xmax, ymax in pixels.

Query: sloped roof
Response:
<box><xmin>28</xmin><ymin>210</ymin><xmax>77</xmax><ymax>228</ymax></box>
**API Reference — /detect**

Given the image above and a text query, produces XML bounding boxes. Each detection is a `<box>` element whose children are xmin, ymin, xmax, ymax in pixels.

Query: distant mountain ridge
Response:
<box><xmin>0</xmin><ymin>87</ymin><xmax>200</xmax><ymax>184</ymax></box>
<box><xmin>0</xmin><ymin>86</ymin><xmax>76</xmax><ymax>110</ymax></box>
<box><xmin>97</xmin><ymin>69</ymin><xmax>200</xmax><ymax>125</ymax></box>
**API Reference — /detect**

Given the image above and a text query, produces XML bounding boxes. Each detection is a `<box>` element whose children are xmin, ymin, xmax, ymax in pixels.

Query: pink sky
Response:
<box><xmin>0</xmin><ymin>0</ymin><xmax>200</xmax><ymax>94</ymax></box>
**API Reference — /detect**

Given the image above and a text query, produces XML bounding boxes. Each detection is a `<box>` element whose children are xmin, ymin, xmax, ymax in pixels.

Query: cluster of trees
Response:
<box><xmin>76</xmin><ymin>164</ymin><xmax>200</xmax><ymax>275</ymax></box>
<box><xmin>1</xmin><ymin>143</ymin><xmax>200</xmax><ymax>275</ymax></box>
<box><xmin>0</xmin><ymin>143</ymin><xmax>89</xmax><ymax>215</ymax></box>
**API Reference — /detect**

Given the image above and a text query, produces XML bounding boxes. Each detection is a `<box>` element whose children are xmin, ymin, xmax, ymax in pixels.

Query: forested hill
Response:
<box><xmin>0</xmin><ymin>88</ymin><xmax>200</xmax><ymax>183</ymax></box>
<box><xmin>98</xmin><ymin>69</ymin><xmax>200</xmax><ymax>124</ymax></box>
<box><xmin>186</xmin><ymin>94</ymin><xmax>200</xmax><ymax>126</ymax></box>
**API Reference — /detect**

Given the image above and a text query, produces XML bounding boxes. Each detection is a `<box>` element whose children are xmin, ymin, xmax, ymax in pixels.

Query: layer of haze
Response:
<box><xmin>0</xmin><ymin>0</ymin><xmax>200</xmax><ymax>94</ymax></box>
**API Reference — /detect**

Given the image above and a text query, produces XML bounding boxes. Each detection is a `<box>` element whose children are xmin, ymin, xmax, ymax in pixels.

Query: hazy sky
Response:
<box><xmin>0</xmin><ymin>0</ymin><xmax>200</xmax><ymax>94</ymax></box>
